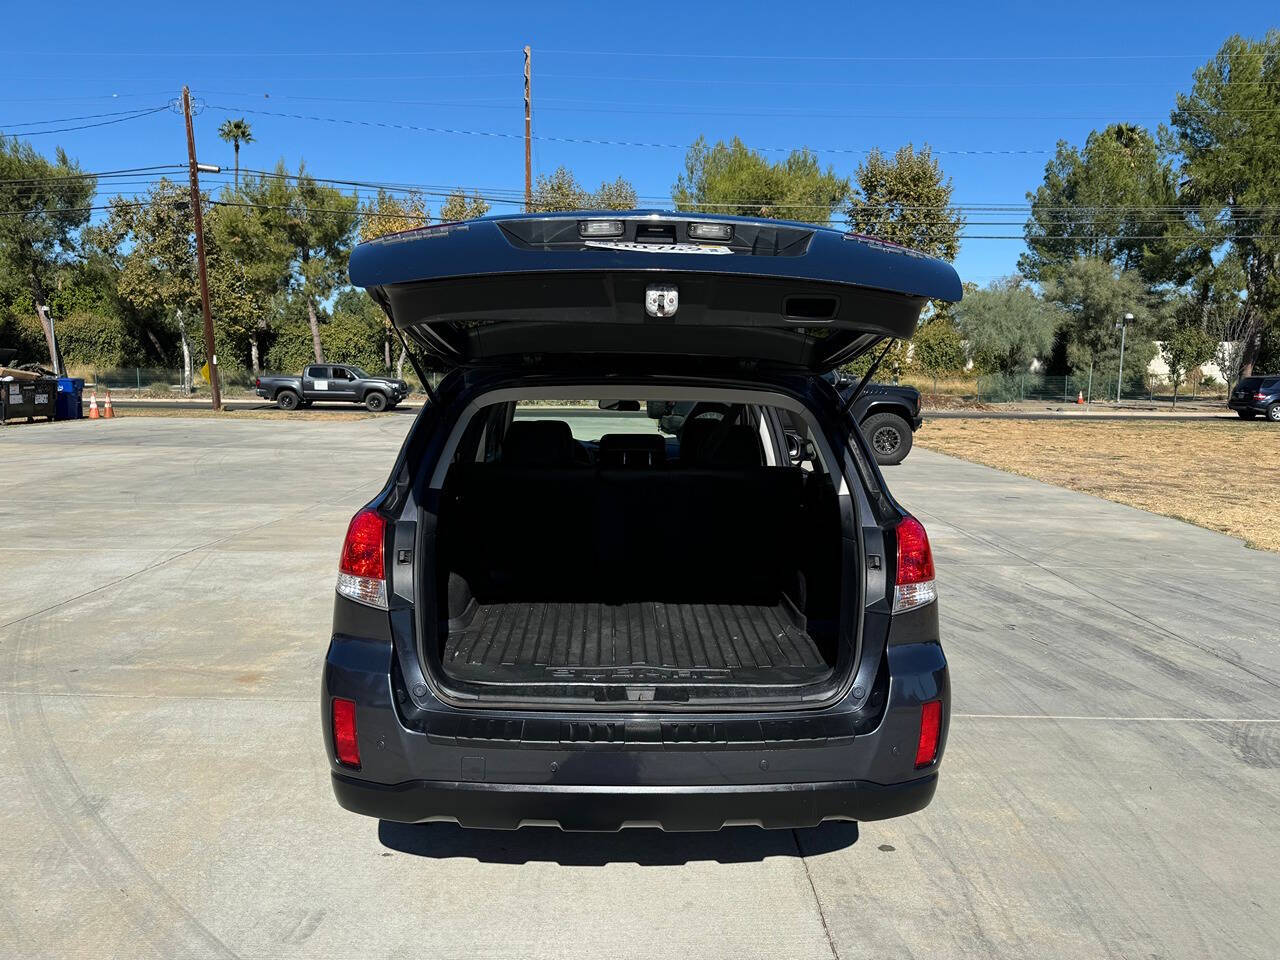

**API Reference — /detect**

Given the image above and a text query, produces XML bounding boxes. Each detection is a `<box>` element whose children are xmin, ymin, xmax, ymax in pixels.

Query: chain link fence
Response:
<box><xmin>904</xmin><ymin>370</ymin><xmax>1232</xmax><ymax>405</ymax></box>
<box><xmin>974</xmin><ymin>372</ymin><xmax>1229</xmax><ymax>404</ymax></box>
<box><xmin>80</xmin><ymin>366</ymin><xmax>432</xmax><ymax>398</ymax></box>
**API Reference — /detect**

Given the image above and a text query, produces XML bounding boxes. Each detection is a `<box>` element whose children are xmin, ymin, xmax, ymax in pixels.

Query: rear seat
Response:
<box><xmin>441</xmin><ymin>420</ymin><xmax>804</xmax><ymax>603</ymax></box>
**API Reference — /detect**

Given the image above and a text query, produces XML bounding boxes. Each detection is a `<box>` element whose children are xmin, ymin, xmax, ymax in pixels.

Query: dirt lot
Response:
<box><xmin>916</xmin><ymin>418</ymin><xmax>1280</xmax><ymax>552</ymax></box>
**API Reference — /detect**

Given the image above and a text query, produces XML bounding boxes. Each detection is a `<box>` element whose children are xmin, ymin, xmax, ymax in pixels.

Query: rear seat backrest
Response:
<box><xmin>679</xmin><ymin>419</ymin><xmax>764</xmax><ymax>467</ymax></box>
<box><xmin>442</xmin><ymin>420</ymin><xmax>803</xmax><ymax>604</ymax></box>
<box><xmin>501</xmin><ymin>419</ymin><xmax>576</xmax><ymax>466</ymax></box>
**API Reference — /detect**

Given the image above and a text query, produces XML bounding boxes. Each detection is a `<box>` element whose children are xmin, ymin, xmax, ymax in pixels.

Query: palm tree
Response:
<box><xmin>217</xmin><ymin>118</ymin><xmax>254</xmax><ymax>188</ymax></box>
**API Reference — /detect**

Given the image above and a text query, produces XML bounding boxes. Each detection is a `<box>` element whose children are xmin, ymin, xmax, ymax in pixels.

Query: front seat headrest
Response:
<box><xmin>502</xmin><ymin>420</ymin><xmax>575</xmax><ymax>466</ymax></box>
<box><xmin>680</xmin><ymin>419</ymin><xmax>763</xmax><ymax>467</ymax></box>
<box><xmin>598</xmin><ymin>433</ymin><xmax>666</xmax><ymax>467</ymax></box>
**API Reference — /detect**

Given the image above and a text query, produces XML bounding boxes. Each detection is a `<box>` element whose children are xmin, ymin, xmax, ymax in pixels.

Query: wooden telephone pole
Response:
<box><xmin>181</xmin><ymin>86</ymin><xmax>222</xmax><ymax>411</ymax></box>
<box><xmin>523</xmin><ymin>45</ymin><xmax>532</xmax><ymax>211</ymax></box>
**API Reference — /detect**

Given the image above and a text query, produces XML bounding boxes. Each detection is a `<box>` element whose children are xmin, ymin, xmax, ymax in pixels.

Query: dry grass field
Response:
<box><xmin>916</xmin><ymin>418</ymin><xmax>1280</xmax><ymax>552</ymax></box>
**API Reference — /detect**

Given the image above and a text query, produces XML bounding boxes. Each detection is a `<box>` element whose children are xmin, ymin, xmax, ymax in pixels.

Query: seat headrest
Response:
<box><xmin>502</xmin><ymin>420</ymin><xmax>575</xmax><ymax>466</ymax></box>
<box><xmin>597</xmin><ymin>433</ymin><xmax>666</xmax><ymax>467</ymax></box>
<box><xmin>679</xmin><ymin>418</ymin><xmax>763</xmax><ymax>467</ymax></box>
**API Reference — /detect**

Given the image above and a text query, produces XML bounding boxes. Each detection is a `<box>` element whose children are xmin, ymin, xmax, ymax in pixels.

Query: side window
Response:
<box><xmin>331</xmin><ymin>367</ymin><xmax>352</xmax><ymax>381</ymax></box>
<box><xmin>305</xmin><ymin>366</ymin><xmax>328</xmax><ymax>379</ymax></box>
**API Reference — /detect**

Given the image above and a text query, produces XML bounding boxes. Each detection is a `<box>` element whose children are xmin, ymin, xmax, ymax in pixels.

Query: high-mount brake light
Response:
<box><xmin>892</xmin><ymin>515</ymin><xmax>937</xmax><ymax>614</ymax></box>
<box><xmin>336</xmin><ymin>508</ymin><xmax>387</xmax><ymax>609</ymax></box>
<box><xmin>688</xmin><ymin>221</ymin><xmax>733</xmax><ymax>241</ymax></box>
<box><xmin>578</xmin><ymin>219</ymin><xmax>625</xmax><ymax>238</ymax></box>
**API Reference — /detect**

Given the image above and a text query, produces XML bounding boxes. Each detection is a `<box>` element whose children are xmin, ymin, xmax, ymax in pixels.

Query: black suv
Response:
<box><xmin>1228</xmin><ymin>375</ymin><xmax>1280</xmax><ymax>422</ymax></box>
<box><xmin>322</xmin><ymin>211</ymin><xmax>960</xmax><ymax>831</ymax></box>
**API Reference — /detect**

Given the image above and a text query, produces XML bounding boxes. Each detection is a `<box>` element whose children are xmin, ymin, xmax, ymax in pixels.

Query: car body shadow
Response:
<box><xmin>377</xmin><ymin>819</ymin><xmax>859</xmax><ymax>865</ymax></box>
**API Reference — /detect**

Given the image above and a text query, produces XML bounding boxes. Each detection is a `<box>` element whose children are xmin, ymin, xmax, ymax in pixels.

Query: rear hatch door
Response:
<box><xmin>350</xmin><ymin>212</ymin><xmax>963</xmax><ymax>374</ymax></box>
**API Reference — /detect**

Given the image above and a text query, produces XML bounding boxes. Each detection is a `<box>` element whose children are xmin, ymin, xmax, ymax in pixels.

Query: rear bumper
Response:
<box><xmin>332</xmin><ymin>771</ymin><xmax>937</xmax><ymax>831</ymax></box>
<box><xmin>1228</xmin><ymin>398</ymin><xmax>1268</xmax><ymax>413</ymax></box>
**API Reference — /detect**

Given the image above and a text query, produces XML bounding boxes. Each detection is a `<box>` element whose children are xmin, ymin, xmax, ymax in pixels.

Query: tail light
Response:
<box><xmin>1257</xmin><ymin>392</ymin><xmax>1268</xmax><ymax>401</ymax></box>
<box><xmin>893</xmin><ymin>515</ymin><xmax>936</xmax><ymax>613</ymax></box>
<box><xmin>254</xmin><ymin>377</ymin><xmax>260</xmax><ymax>388</ymax></box>
<box><xmin>915</xmin><ymin>700</ymin><xmax>942</xmax><ymax>767</ymax></box>
<box><xmin>336</xmin><ymin>508</ymin><xmax>387</xmax><ymax>608</ymax></box>
<box><xmin>331</xmin><ymin>697</ymin><xmax>361</xmax><ymax>768</ymax></box>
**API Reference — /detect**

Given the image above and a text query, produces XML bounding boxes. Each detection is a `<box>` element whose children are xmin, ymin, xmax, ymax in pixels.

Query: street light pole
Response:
<box><xmin>1115</xmin><ymin>312</ymin><xmax>1133</xmax><ymax>403</ymax></box>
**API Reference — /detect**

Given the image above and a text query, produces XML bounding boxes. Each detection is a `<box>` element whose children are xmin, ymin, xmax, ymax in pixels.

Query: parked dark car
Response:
<box><xmin>650</xmin><ymin>377</ymin><xmax>922</xmax><ymax>466</ymax></box>
<box><xmin>1228</xmin><ymin>375</ymin><xmax>1280</xmax><ymax>422</ymax></box>
<box><xmin>255</xmin><ymin>364</ymin><xmax>409</xmax><ymax>411</ymax></box>
<box><xmin>322</xmin><ymin>211</ymin><xmax>961</xmax><ymax>831</ymax></box>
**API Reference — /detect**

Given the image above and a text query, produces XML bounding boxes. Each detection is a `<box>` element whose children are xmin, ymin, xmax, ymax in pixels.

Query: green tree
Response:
<box><xmin>352</xmin><ymin>190</ymin><xmax>429</xmax><ymax>370</ymax></box>
<box><xmin>327</xmin><ymin>288</ymin><xmax>387</xmax><ymax>372</ymax></box>
<box><xmin>1159</xmin><ymin>321</ymin><xmax>1218</xmax><ymax>408</ymax></box>
<box><xmin>1043</xmin><ymin>258</ymin><xmax>1160</xmax><ymax>400</ymax></box>
<box><xmin>207</xmin><ymin>179</ymin><xmax>292</xmax><ymax>373</ymax></box>
<box><xmin>0</xmin><ymin>136</ymin><xmax>96</xmax><ymax>373</ymax></box>
<box><xmin>910</xmin><ymin>319</ymin><xmax>966</xmax><ymax>393</ymax></box>
<box><xmin>954</xmin><ymin>279</ymin><xmax>1061</xmax><ymax>375</ymax></box>
<box><xmin>217</xmin><ymin>118</ymin><xmax>254</xmax><ymax>189</ymax></box>
<box><xmin>358</xmin><ymin>189</ymin><xmax>428</xmax><ymax>243</ymax></box>
<box><xmin>1020</xmin><ymin>124</ymin><xmax>1179</xmax><ymax>282</ymax></box>
<box><xmin>237</xmin><ymin>162</ymin><xmax>359</xmax><ymax>363</ymax></box>
<box><xmin>672</xmin><ymin>137</ymin><xmax>848</xmax><ymax>224</ymax></box>
<box><xmin>1167</xmin><ymin>31</ymin><xmax>1280</xmax><ymax>378</ymax></box>
<box><xmin>528</xmin><ymin>166</ymin><xmax>639</xmax><ymax>213</ymax></box>
<box><xmin>439</xmin><ymin>188</ymin><xmax>491</xmax><ymax>222</ymax></box>
<box><xmin>846</xmin><ymin>144</ymin><xmax>963</xmax><ymax>260</ymax></box>
<box><xmin>92</xmin><ymin>178</ymin><xmax>255</xmax><ymax>388</ymax></box>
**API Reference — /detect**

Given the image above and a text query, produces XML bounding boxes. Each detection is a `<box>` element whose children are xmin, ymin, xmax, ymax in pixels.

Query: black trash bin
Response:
<box><xmin>1</xmin><ymin>378</ymin><xmax>58</xmax><ymax>423</ymax></box>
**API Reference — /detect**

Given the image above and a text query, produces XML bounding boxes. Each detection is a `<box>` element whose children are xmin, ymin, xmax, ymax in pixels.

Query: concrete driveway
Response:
<box><xmin>1</xmin><ymin>417</ymin><xmax>1276</xmax><ymax>959</ymax></box>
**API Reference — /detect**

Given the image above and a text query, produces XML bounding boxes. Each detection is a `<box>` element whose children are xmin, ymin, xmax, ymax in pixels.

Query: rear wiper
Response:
<box><xmin>840</xmin><ymin>338</ymin><xmax>894</xmax><ymax>417</ymax></box>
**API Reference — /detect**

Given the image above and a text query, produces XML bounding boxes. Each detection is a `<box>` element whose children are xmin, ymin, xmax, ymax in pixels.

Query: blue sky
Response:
<box><xmin>2</xmin><ymin>1</ymin><xmax>1275</xmax><ymax>286</ymax></box>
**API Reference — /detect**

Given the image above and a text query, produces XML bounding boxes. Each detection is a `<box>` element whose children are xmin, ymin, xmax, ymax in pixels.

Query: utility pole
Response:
<box><xmin>182</xmin><ymin>86</ymin><xmax>222</xmax><ymax>411</ymax></box>
<box><xmin>37</xmin><ymin>305</ymin><xmax>62</xmax><ymax>377</ymax></box>
<box><xmin>523</xmin><ymin>45</ymin><xmax>532</xmax><ymax>211</ymax></box>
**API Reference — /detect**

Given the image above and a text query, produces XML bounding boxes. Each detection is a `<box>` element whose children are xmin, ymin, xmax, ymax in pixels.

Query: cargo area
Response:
<box><xmin>442</xmin><ymin>598</ymin><xmax>829</xmax><ymax>686</ymax></box>
<box><xmin>428</xmin><ymin>402</ymin><xmax>849</xmax><ymax>705</ymax></box>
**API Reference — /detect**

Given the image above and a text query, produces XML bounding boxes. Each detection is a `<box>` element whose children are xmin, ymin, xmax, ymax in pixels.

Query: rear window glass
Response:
<box><xmin>448</xmin><ymin>396</ymin><xmax>834</xmax><ymax>477</ymax></box>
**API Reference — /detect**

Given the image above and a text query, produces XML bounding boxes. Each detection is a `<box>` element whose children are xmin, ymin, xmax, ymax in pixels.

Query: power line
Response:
<box><xmin>206</xmin><ymin>103</ymin><xmax>1058</xmax><ymax>155</ymax></box>
<box><xmin>0</xmin><ymin>48</ymin><xmax>514</xmax><ymax>57</ymax></box>
<box><xmin>537</xmin><ymin>48</ymin><xmax>1218</xmax><ymax>63</ymax></box>
<box><xmin>1</xmin><ymin>105</ymin><xmax>169</xmax><ymax>136</ymax></box>
<box><xmin>0</xmin><ymin>164</ymin><xmax>185</xmax><ymax>186</ymax></box>
<box><xmin>0</xmin><ymin>106</ymin><xmax>173</xmax><ymax>128</ymax></box>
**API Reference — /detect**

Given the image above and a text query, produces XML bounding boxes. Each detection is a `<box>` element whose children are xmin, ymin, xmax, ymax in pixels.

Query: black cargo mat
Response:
<box><xmin>443</xmin><ymin>599</ymin><xmax>830</xmax><ymax>686</ymax></box>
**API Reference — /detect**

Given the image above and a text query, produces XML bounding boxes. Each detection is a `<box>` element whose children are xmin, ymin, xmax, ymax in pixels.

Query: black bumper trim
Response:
<box><xmin>332</xmin><ymin>772</ymin><xmax>937</xmax><ymax>831</ymax></box>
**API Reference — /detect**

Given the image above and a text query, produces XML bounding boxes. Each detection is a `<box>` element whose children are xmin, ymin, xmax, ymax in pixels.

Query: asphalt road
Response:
<box><xmin>2</xmin><ymin>417</ymin><xmax>1277</xmax><ymax>959</ymax></box>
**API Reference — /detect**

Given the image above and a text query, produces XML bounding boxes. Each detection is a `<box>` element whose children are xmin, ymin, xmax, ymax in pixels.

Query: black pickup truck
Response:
<box><xmin>652</xmin><ymin>376</ymin><xmax>922</xmax><ymax>465</ymax></box>
<box><xmin>255</xmin><ymin>364</ymin><xmax>410</xmax><ymax>412</ymax></box>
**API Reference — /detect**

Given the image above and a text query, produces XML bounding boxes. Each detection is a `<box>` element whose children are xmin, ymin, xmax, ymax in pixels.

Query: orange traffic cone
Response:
<box><xmin>1076</xmin><ymin>390</ymin><xmax>1084</xmax><ymax>404</ymax></box>
<box><xmin>103</xmin><ymin>387</ymin><xmax>115</xmax><ymax>419</ymax></box>
<box><xmin>88</xmin><ymin>390</ymin><xmax>100</xmax><ymax>419</ymax></box>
